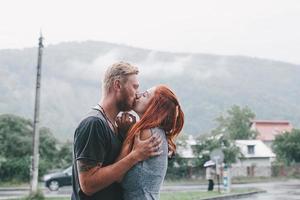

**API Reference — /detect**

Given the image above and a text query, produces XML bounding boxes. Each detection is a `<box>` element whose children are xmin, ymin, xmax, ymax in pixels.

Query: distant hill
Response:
<box><xmin>0</xmin><ymin>41</ymin><xmax>299</xmax><ymax>141</ymax></box>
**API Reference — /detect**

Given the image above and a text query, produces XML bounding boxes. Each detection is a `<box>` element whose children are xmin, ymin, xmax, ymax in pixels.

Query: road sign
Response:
<box><xmin>210</xmin><ymin>148</ymin><xmax>224</xmax><ymax>164</ymax></box>
<box><xmin>209</xmin><ymin>148</ymin><xmax>224</xmax><ymax>193</ymax></box>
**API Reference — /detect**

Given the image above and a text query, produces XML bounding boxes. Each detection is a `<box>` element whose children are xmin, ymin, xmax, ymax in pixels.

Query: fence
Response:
<box><xmin>165</xmin><ymin>163</ymin><xmax>300</xmax><ymax>180</ymax></box>
<box><xmin>272</xmin><ymin>163</ymin><xmax>300</xmax><ymax>177</ymax></box>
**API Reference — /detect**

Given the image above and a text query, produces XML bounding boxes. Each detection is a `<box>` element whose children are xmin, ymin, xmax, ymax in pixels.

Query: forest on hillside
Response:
<box><xmin>1</xmin><ymin>41</ymin><xmax>299</xmax><ymax>140</ymax></box>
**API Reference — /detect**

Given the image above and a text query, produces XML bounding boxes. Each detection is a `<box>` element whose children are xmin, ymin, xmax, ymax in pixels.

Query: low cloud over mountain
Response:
<box><xmin>1</xmin><ymin>41</ymin><xmax>299</xmax><ymax>141</ymax></box>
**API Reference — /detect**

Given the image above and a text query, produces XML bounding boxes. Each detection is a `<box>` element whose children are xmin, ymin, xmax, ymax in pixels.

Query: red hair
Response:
<box><xmin>124</xmin><ymin>85</ymin><xmax>184</xmax><ymax>156</ymax></box>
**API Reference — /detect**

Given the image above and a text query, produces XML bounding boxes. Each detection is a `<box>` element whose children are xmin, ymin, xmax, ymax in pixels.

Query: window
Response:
<box><xmin>247</xmin><ymin>145</ymin><xmax>255</xmax><ymax>154</ymax></box>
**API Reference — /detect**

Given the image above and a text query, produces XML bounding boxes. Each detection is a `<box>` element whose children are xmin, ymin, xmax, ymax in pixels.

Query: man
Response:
<box><xmin>72</xmin><ymin>62</ymin><xmax>162</xmax><ymax>200</ymax></box>
<box><xmin>206</xmin><ymin>165</ymin><xmax>216</xmax><ymax>191</ymax></box>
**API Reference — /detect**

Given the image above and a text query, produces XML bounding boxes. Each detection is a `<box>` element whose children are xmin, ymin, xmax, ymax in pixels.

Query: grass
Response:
<box><xmin>0</xmin><ymin>180</ymin><xmax>29</xmax><ymax>187</ymax></box>
<box><xmin>0</xmin><ymin>181</ymin><xmax>46</xmax><ymax>188</ymax></box>
<box><xmin>163</xmin><ymin>176</ymin><xmax>292</xmax><ymax>186</ymax></box>
<box><xmin>164</xmin><ymin>178</ymin><xmax>207</xmax><ymax>186</ymax></box>
<box><xmin>13</xmin><ymin>188</ymin><xmax>260</xmax><ymax>200</ymax></box>
<box><xmin>161</xmin><ymin>191</ymin><xmax>220</xmax><ymax>200</ymax></box>
<box><xmin>13</xmin><ymin>197</ymin><xmax>69</xmax><ymax>200</ymax></box>
<box><xmin>4</xmin><ymin>177</ymin><xmax>278</xmax><ymax>200</ymax></box>
<box><xmin>231</xmin><ymin>176</ymin><xmax>289</xmax><ymax>184</ymax></box>
<box><xmin>160</xmin><ymin>188</ymin><xmax>259</xmax><ymax>200</ymax></box>
<box><xmin>1</xmin><ymin>176</ymin><xmax>295</xmax><ymax>188</ymax></box>
<box><xmin>14</xmin><ymin>198</ymin><xmax>69</xmax><ymax>200</ymax></box>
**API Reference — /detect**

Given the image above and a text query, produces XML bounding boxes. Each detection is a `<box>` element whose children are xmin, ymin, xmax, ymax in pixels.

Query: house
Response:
<box><xmin>177</xmin><ymin>135</ymin><xmax>197</xmax><ymax>160</ymax></box>
<box><xmin>231</xmin><ymin>140</ymin><xmax>276</xmax><ymax>177</ymax></box>
<box><xmin>250</xmin><ymin>120</ymin><xmax>293</xmax><ymax>148</ymax></box>
<box><xmin>175</xmin><ymin>135</ymin><xmax>200</xmax><ymax>178</ymax></box>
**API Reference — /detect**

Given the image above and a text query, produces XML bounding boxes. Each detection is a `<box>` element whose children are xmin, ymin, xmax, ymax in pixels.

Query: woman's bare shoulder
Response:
<box><xmin>140</xmin><ymin>128</ymin><xmax>152</xmax><ymax>140</ymax></box>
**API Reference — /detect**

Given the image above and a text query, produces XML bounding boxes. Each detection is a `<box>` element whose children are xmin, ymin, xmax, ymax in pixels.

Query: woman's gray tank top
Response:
<box><xmin>121</xmin><ymin>127</ymin><xmax>168</xmax><ymax>200</ymax></box>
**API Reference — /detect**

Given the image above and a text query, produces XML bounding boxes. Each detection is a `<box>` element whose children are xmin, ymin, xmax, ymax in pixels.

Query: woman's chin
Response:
<box><xmin>132</xmin><ymin>107</ymin><xmax>138</xmax><ymax>113</ymax></box>
<box><xmin>132</xmin><ymin>108</ymin><xmax>144</xmax><ymax>117</ymax></box>
<box><xmin>132</xmin><ymin>109</ymin><xmax>141</xmax><ymax>116</ymax></box>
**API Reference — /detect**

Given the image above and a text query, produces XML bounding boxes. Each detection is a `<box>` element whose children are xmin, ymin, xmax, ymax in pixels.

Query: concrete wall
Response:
<box><xmin>231</xmin><ymin>157</ymin><xmax>272</xmax><ymax>177</ymax></box>
<box><xmin>231</xmin><ymin>165</ymin><xmax>272</xmax><ymax>177</ymax></box>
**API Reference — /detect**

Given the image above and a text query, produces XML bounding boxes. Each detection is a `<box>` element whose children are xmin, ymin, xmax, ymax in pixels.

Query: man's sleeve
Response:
<box><xmin>117</xmin><ymin>129</ymin><xmax>126</xmax><ymax>142</ymax></box>
<box><xmin>74</xmin><ymin>117</ymin><xmax>107</xmax><ymax>163</ymax></box>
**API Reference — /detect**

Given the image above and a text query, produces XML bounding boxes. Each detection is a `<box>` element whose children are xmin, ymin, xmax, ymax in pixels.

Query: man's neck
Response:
<box><xmin>99</xmin><ymin>96</ymin><xmax>119</xmax><ymax>123</ymax></box>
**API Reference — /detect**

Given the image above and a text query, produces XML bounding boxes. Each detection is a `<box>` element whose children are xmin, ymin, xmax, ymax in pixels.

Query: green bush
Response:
<box><xmin>0</xmin><ymin>114</ymin><xmax>72</xmax><ymax>182</ymax></box>
<box><xmin>166</xmin><ymin>165</ymin><xmax>190</xmax><ymax>180</ymax></box>
<box><xmin>0</xmin><ymin>157</ymin><xmax>31</xmax><ymax>182</ymax></box>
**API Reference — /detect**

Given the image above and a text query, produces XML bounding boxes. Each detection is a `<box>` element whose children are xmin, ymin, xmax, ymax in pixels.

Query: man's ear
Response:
<box><xmin>113</xmin><ymin>79</ymin><xmax>122</xmax><ymax>91</ymax></box>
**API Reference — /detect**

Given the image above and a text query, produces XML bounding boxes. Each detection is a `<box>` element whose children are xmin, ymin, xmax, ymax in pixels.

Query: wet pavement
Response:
<box><xmin>236</xmin><ymin>179</ymin><xmax>300</xmax><ymax>200</ymax></box>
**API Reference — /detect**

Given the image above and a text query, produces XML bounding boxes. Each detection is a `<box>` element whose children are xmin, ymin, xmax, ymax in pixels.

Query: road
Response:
<box><xmin>236</xmin><ymin>179</ymin><xmax>300</xmax><ymax>200</ymax></box>
<box><xmin>1</xmin><ymin>179</ymin><xmax>300</xmax><ymax>199</ymax></box>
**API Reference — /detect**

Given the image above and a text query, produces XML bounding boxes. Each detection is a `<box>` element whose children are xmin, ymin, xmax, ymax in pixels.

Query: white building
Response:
<box><xmin>177</xmin><ymin>135</ymin><xmax>197</xmax><ymax>159</ymax></box>
<box><xmin>232</xmin><ymin>140</ymin><xmax>276</xmax><ymax>177</ymax></box>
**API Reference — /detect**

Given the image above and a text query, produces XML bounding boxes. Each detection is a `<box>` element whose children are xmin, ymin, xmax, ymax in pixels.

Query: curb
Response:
<box><xmin>0</xmin><ymin>187</ymin><xmax>29</xmax><ymax>192</ymax></box>
<box><xmin>199</xmin><ymin>189</ymin><xmax>266</xmax><ymax>200</ymax></box>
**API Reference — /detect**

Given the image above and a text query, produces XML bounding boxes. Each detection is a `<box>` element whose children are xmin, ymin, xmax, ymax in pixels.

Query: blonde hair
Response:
<box><xmin>102</xmin><ymin>61</ymin><xmax>139</xmax><ymax>95</ymax></box>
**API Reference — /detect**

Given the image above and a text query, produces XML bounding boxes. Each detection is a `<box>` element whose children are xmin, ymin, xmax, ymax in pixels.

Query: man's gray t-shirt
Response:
<box><xmin>121</xmin><ymin>127</ymin><xmax>168</xmax><ymax>200</ymax></box>
<box><xmin>72</xmin><ymin>107</ymin><xmax>123</xmax><ymax>200</ymax></box>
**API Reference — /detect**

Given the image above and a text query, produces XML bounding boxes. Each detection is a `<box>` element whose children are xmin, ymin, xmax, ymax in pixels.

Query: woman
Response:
<box><xmin>120</xmin><ymin>85</ymin><xmax>184</xmax><ymax>200</ymax></box>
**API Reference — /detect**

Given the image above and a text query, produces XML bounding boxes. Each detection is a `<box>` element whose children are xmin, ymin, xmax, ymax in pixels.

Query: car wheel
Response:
<box><xmin>48</xmin><ymin>180</ymin><xmax>59</xmax><ymax>191</ymax></box>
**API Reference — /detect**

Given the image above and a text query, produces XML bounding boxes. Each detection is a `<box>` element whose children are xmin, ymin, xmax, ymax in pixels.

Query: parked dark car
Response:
<box><xmin>43</xmin><ymin>166</ymin><xmax>72</xmax><ymax>191</ymax></box>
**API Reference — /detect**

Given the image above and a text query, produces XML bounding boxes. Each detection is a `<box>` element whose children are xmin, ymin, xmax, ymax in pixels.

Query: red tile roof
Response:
<box><xmin>250</xmin><ymin>120</ymin><xmax>293</xmax><ymax>141</ymax></box>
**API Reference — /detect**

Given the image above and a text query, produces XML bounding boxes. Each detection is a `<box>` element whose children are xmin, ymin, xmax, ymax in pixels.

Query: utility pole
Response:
<box><xmin>31</xmin><ymin>32</ymin><xmax>44</xmax><ymax>194</ymax></box>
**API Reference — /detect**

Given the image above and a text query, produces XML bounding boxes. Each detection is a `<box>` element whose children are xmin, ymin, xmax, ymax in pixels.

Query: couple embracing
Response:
<box><xmin>72</xmin><ymin>62</ymin><xmax>184</xmax><ymax>200</ymax></box>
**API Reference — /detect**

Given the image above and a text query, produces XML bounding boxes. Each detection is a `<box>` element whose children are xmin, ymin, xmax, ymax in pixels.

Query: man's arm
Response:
<box><xmin>77</xmin><ymin>133</ymin><xmax>162</xmax><ymax>196</ymax></box>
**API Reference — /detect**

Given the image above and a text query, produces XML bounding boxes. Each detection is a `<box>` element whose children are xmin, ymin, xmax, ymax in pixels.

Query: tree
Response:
<box><xmin>0</xmin><ymin>114</ymin><xmax>72</xmax><ymax>182</ymax></box>
<box><xmin>213</xmin><ymin>105</ymin><xmax>257</xmax><ymax>140</ymax></box>
<box><xmin>272</xmin><ymin>129</ymin><xmax>300</xmax><ymax>165</ymax></box>
<box><xmin>193</xmin><ymin>134</ymin><xmax>241</xmax><ymax>167</ymax></box>
<box><xmin>166</xmin><ymin>134</ymin><xmax>192</xmax><ymax>179</ymax></box>
<box><xmin>55</xmin><ymin>140</ymin><xmax>73</xmax><ymax>169</ymax></box>
<box><xmin>0</xmin><ymin>114</ymin><xmax>32</xmax><ymax>158</ymax></box>
<box><xmin>0</xmin><ymin>114</ymin><xmax>32</xmax><ymax>181</ymax></box>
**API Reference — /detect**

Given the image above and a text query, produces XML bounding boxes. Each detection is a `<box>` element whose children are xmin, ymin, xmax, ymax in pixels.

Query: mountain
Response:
<box><xmin>0</xmin><ymin>41</ymin><xmax>299</xmax><ymax>141</ymax></box>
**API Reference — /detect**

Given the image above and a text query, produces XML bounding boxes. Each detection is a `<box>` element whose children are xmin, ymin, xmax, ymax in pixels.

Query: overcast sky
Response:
<box><xmin>1</xmin><ymin>0</ymin><xmax>300</xmax><ymax>64</ymax></box>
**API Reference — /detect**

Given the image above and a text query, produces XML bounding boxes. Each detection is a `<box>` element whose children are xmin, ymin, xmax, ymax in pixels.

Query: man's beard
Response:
<box><xmin>117</xmin><ymin>90</ymin><xmax>135</xmax><ymax>111</ymax></box>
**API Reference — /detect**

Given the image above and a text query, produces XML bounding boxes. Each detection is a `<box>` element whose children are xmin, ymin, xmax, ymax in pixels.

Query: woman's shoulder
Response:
<box><xmin>140</xmin><ymin>127</ymin><xmax>166</xmax><ymax>140</ymax></box>
<box><xmin>150</xmin><ymin>127</ymin><xmax>166</xmax><ymax>137</ymax></box>
<box><xmin>140</xmin><ymin>129</ymin><xmax>152</xmax><ymax>140</ymax></box>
